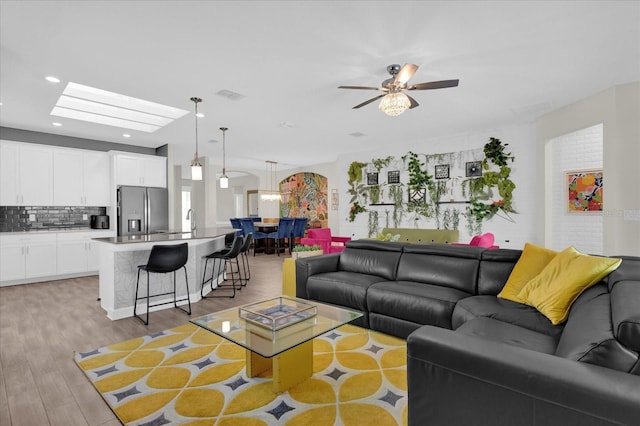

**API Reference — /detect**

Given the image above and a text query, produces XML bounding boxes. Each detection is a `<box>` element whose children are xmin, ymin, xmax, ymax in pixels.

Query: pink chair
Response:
<box><xmin>300</xmin><ymin>228</ymin><xmax>352</xmax><ymax>254</ymax></box>
<box><xmin>453</xmin><ymin>233</ymin><xmax>499</xmax><ymax>249</ymax></box>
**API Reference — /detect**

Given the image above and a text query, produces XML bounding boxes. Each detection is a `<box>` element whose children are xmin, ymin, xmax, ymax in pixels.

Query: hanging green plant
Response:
<box><xmin>371</xmin><ymin>156</ymin><xmax>393</xmax><ymax>172</ymax></box>
<box><xmin>368</xmin><ymin>210</ymin><xmax>379</xmax><ymax>237</ymax></box>
<box><xmin>466</xmin><ymin>137</ymin><xmax>517</xmax><ymax>231</ymax></box>
<box><xmin>403</xmin><ymin>151</ymin><xmax>433</xmax><ymax>190</ymax></box>
<box><xmin>348</xmin><ymin>161</ymin><xmax>367</xmax><ymax>186</ymax></box>
<box><xmin>348</xmin><ymin>201</ymin><xmax>367</xmax><ymax>222</ymax></box>
<box><xmin>388</xmin><ymin>184</ymin><xmax>405</xmax><ymax>228</ymax></box>
<box><xmin>368</xmin><ymin>185</ymin><xmax>381</xmax><ymax>204</ymax></box>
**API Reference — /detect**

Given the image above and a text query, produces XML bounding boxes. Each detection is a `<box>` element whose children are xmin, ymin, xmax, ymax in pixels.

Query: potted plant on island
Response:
<box><xmin>291</xmin><ymin>244</ymin><xmax>324</xmax><ymax>259</ymax></box>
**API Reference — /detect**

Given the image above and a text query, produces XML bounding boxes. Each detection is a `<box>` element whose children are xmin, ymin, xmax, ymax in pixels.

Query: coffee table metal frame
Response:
<box><xmin>190</xmin><ymin>296</ymin><xmax>362</xmax><ymax>392</ymax></box>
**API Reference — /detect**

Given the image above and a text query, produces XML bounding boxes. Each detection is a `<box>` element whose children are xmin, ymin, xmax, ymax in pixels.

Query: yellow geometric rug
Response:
<box><xmin>74</xmin><ymin>323</ymin><xmax>407</xmax><ymax>425</ymax></box>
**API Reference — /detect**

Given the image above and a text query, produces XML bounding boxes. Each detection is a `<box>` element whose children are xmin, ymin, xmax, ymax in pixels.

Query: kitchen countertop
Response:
<box><xmin>92</xmin><ymin>227</ymin><xmax>237</xmax><ymax>244</ymax></box>
<box><xmin>1</xmin><ymin>228</ymin><xmax>114</xmax><ymax>236</ymax></box>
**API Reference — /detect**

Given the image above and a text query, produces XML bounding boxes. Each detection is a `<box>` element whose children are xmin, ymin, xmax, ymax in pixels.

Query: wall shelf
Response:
<box><xmin>436</xmin><ymin>201</ymin><xmax>471</xmax><ymax>205</ymax></box>
<box><xmin>369</xmin><ymin>203</ymin><xmax>396</xmax><ymax>206</ymax></box>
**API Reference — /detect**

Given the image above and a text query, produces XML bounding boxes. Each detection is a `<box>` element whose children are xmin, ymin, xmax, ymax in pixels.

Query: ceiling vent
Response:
<box><xmin>216</xmin><ymin>89</ymin><xmax>245</xmax><ymax>101</ymax></box>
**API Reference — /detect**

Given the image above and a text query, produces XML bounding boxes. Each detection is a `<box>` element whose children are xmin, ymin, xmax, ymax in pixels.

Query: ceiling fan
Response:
<box><xmin>338</xmin><ymin>64</ymin><xmax>459</xmax><ymax>116</ymax></box>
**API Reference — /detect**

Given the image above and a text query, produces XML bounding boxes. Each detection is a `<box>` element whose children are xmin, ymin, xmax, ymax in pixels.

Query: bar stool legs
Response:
<box><xmin>133</xmin><ymin>243</ymin><xmax>191</xmax><ymax>326</ymax></box>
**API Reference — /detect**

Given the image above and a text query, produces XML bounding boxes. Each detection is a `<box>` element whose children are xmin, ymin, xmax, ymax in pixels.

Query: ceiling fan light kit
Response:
<box><xmin>379</xmin><ymin>92</ymin><xmax>411</xmax><ymax>116</ymax></box>
<box><xmin>339</xmin><ymin>63</ymin><xmax>459</xmax><ymax>116</ymax></box>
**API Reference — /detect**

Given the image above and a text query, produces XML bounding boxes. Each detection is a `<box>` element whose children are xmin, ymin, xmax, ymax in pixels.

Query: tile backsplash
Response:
<box><xmin>0</xmin><ymin>206</ymin><xmax>107</xmax><ymax>232</ymax></box>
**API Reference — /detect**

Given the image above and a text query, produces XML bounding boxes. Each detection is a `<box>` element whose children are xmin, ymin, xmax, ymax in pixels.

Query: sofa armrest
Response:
<box><xmin>407</xmin><ymin>325</ymin><xmax>640</xmax><ymax>425</ymax></box>
<box><xmin>295</xmin><ymin>253</ymin><xmax>341</xmax><ymax>298</ymax></box>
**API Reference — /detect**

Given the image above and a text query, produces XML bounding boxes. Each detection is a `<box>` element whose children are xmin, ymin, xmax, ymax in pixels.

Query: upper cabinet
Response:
<box><xmin>0</xmin><ymin>141</ymin><xmax>53</xmax><ymax>206</ymax></box>
<box><xmin>53</xmin><ymin>149</ymin><xmax>110</xmax><ymax>206</ymax></box>
<box><xmin>113</xmin><ymin>153</ymin><xmax>167</xmax><ymax>188</ymax></box>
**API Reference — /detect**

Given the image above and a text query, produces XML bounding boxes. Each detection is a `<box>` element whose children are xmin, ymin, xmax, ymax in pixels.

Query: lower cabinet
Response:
<box><xmin>57</xmin><ymin>231</ymin><xmax>114</xmax><ymax>274</ymax></box>
<box><xmin>0</xmin><ymin>234</ymin><xmax>57</xmax><ymax>282</ymax></box>
<box><xmin>0</xmin><ymin>230</ymin><xmax>114</xmax><ymax>285</ymax></box>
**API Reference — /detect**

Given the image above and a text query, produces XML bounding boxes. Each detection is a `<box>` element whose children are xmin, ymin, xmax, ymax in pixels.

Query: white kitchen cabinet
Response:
<box><xmin>54</xmin><ymin>149</ymin><xmax>110</xmax><ymax>206</ymax></box>
<box><xmin>56</xmin><ymin>230</ymin><xmax>113</xmax><ymax>274</ymax></box>
<box><xmin>113</xmin><ymin>152</ymin><xmax>166</xmax><ymax>188</ymax></box>
<box><xmin>0</xmin><ymin>234</ymin><xmax>57</xmax><ymax>282</ymax></box>
<box><xmin>0</xmin><ymin>141</ymin><xmax>53</xmax><ymax>206</ymax></box>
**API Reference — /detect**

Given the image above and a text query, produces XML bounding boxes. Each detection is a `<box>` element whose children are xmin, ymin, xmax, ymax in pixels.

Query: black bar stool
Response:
<box><xmin>239</xmin><ymin>233</ymin><xmax>253</xmax><ymax>286</ymax></box>
<box><xmin>134</xmin><ymin>243</ymin><xmax>191</xmax><ymax>325</ymax></box>
<box><xmin>201</xmin><ymin>235</ymin><xmax>243</xmax><ymax>298</ymax></box>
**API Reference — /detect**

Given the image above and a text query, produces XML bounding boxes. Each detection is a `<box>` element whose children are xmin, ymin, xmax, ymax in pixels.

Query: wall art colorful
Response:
<box><xmin>566</xmin><ymin>169</ymin><xmax>603</xmax><ymax>213</ymax></box>
<box><xmin>280</xmin><ymin>172</ymin><xmax>328</xmax><ymax>227</ymax></box>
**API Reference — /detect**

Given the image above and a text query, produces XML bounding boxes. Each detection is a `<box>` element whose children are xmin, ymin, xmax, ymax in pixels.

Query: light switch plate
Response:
<box><xmin>83</xmin><ymin>214</ymin><xmax>88</xmax><ymax>220</ymax></box>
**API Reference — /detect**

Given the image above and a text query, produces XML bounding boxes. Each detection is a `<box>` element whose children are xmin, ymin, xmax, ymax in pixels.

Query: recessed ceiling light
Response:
<box><xmin>50</xmin><ymin>82</ymin><xmax>189</xmax><ymax>132</ymax></box>
<box><xmin>196</xmin><ymin>113</ymin><xmax>204</xmax><ymax>118</ymax></box>
<box><xmin>123</xmin><ymin>133</ymin><xmax>131</xmax><ymax>138</ymax></box>
<box><xmin>46</xmin><ymin>76</ymin><xmax>61</xmax><ymax>83</ymax></box>
<box><xmin>52</xmin><ymin>122</ymin><xmax>62</xmax><ymax>126</ymax></box>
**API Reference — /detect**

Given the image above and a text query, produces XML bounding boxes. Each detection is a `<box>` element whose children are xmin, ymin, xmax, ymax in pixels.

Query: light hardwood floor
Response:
<box><xmin>0</xmin><ymin>252</ymin><xmax>285</xmax><ymax>426</ymax></box>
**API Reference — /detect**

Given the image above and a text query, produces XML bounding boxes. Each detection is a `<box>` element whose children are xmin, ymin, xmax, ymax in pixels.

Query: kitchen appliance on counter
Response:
<box><xmin>90</xmin><ymin>215</ymin><xmax>110</xmax><ymax>229</ymax></box>
<box><xmin>117</xmin><ymin>186</ymin><xmax>168</xmax><ymax>236</ymax></box>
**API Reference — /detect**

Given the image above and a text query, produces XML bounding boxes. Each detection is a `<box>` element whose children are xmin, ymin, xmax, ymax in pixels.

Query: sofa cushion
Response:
<box><xmin>477</xmin><ymin>248</ymin><xmax>521</xmax><ymax>295</ymax></box>
<box><xmin>305</xmin><ymin>271</ymin><xmax>384</xmax><ymax>315</ymax></box>
<box><xmin>611</xmin><ymin>280</ymin><xmax>640</xmax><ymax>352</ymax></box>
<box><xmin>397</xmin><ymin>244</ymin><xmax>483</xmax><ymax>294</ymax></box>
<box><xmin>338</xmin><ymin>240</ymin><xmax>403</xmax><ymax>280</ymax></box>
<box><xmin>368</xmin><ymin>280</ymin><xmax>471</xmax><ymax>330</ymax></box>
<box><xmin>452</xmin><ymin>295</ymin><xmax>564</xmax><ymax>338</ymax></box>
<box><xmin>517</xmin><ymin>247</ymin><xmax>622</xmax><ymax>325</ymax></box>
<box><xmin>497</xmin><ymin>243</ymin><xmax>557</xmax><ymax>303</ymax></box>
<box><xmin>555</xmin><ymin>284</ymin><xmax>639</xmax><ymax>374</ymax></box>
<box><xmin>456</xmin><ymin>317</ymin><xmax>558</xmax><ymax>354</ymax></box>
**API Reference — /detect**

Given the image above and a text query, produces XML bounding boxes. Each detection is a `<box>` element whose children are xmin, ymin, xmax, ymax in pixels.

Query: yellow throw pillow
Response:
<box><xmin>498</xmin><ymin>243</ymin><xmax>558</xmax><ymax>304</ymax></box>
<box><xmin>517</xmin><ymin>247</ymin><xmax>622</xmax><ymax>325</ymax></box>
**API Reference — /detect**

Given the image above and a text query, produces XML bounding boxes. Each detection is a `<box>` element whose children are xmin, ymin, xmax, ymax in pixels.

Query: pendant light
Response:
<box><xmin>219</xmin><ymin>127</ymin><xmax>229</xmax><ymax>188</ymax></box>
<box><xmin>260</xmin><ymin>160</ymin><xmax>282</xmax><ymax>201</ymax></box>
<box><xmin>190</xmin><ymin>97</ymin><xmax>203</xmax><ymax>181</ymax></box>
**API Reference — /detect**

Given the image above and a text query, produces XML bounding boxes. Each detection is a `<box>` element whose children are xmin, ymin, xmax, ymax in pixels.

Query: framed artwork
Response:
<box><xmin>331</xmin><ymin>188</ymin><xmax>338</xmax><ymax>210</ymax></box>
<box><xmin>387</xmin><ymin>170</ymin><xmax>400</xmax><ymax>184</ymax></box>
<box><xmin>435</xmin><ymin>164</ymin><xmax>450</xmax><ymax>179</ymax></box>
<box><xmin>566</xmin><ymin>169</ymin><xmax>603</xmax><ymax>213</ymax></box>
<box><xmin>367</xmin><ymin>172</ymin><xmax>379</xmax><ymax>186</ymax></box>
<box><xmin>408</xmin><ymin>188</ymin><xmax>426</xmax><ymax>203</ymax></box>
<box><xmin>465</xmin><ymin>161</ymin><xmax>482</xmax><ymax>177</ymax></box>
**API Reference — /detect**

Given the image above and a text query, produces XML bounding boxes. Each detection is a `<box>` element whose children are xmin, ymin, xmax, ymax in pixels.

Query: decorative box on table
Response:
<box><xmin>239</xmin><ymin>296</ymin><xmax>317</xmax><ymax>330</ymax></box>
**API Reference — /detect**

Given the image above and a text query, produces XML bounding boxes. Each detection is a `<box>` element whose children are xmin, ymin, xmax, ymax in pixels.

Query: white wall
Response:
<box><xmin>549</xmin><ymin>124</ymin><xmax>603</xmax><ymax>254</ymax></box>
<box><xmin>538</xmin><ymin>82</ymin><xmax>640</xmax><ymax>256</ymax></box>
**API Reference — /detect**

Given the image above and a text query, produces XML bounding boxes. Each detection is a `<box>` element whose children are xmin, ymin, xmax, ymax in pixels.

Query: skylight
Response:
<box><xmin>51</xmin><ymin>82</ymin><xmax>189</xmax><ymax>133</ymax></box>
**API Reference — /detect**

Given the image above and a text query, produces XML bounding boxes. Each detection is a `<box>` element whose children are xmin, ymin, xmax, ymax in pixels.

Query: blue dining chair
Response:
<box><xmin>291</xmin><ymin>217</ymin><xmax>308</xmax><ymax>251</ymax></box>
<box><xmin>240</xmin><ymin>218</ymin><xmax>267</xmax><ymax>256</ymax></box>
<box><xmin>267</xmin><ymin>218</ymin><xmax>295</xmax><ymax>256</ymax></box>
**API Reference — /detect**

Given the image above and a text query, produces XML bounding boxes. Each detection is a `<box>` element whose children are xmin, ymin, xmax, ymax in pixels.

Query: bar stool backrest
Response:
<box><xmin>241</xmin><ymin>233</ymin><xmax>253</xmax><ymax>253</ymax></box>
<box><xmin>145</xmin><ymin>243</ymin><xmax>188</xmax><ymax>273</ymax></box>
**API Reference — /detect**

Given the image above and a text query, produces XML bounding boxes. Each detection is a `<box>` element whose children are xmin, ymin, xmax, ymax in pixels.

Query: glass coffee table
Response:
<box><xmin>190</xmin><ymin>296</ymin><xmax>362</xmax><ymax>393</ymax></box>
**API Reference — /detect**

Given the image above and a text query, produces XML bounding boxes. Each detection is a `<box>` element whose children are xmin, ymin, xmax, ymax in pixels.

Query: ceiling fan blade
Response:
<box><xmin>353</xmin><ymin>94</ymin><xmax>386</xmax><ymax>109</ymax></box>
<box><xmin>338</xmin><ymin>85</ymin><xmax>384</xmax><ymax>90</ymax></box>
<box><xmin>393</xmin><ymin>64</ymin><xmax>419</xmax><ymax>85</ymax></box>
<box><xmin>406</xmin><ymin>94</ymin><xmax>419</xmax><ymax>109</ymax></box>
<box><xmin>408</xmin><ymin>79</ymin><xmax>459</xmax><ymax>90</ymax></box>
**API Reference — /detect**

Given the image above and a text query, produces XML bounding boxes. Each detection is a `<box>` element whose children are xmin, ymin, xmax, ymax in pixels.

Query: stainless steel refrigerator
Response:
<box><xmin>117</xmin><ymin>186</ymin><xmax>168</xmax><ymax>236</ymax></box>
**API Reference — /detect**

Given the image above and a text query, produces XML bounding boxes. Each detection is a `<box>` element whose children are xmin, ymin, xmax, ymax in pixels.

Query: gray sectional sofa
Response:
<box><xmin>295</xmin><ymin>239</ymin><xmax>640</xmax><ymax>425</ymax></box>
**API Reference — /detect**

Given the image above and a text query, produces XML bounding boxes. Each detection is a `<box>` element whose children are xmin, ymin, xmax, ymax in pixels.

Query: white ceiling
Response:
<box><xmin>1</xmin><ymin>1</ymin><xmax>639</xmax><ymax>173</ymax></box>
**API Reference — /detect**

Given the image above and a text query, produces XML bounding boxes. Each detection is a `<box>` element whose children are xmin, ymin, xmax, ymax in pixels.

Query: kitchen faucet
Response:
<box><xmin>186</xmin><ymin>209</ymin><xmax>196</xmax><ymax>231</ymax></box>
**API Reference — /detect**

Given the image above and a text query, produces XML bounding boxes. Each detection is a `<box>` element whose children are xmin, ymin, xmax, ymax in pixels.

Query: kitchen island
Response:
<box><xmin>93</xmin><ymin>227</ymin><xmax>237</xmax><ymax>320</ymax></box>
